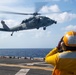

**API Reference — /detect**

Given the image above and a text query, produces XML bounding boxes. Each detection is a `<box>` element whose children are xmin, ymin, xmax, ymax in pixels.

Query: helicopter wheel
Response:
<box><xmin>55</xmin><ymin>21</ymin><xmax>57</xmax><ymax>24</ymax></box>
<box><xmin>43</xmin><ymin>27</ymin><xmax>46</xmax><ymax>30</ymax></box>
<box><xmin>37</xmin><ymin>27</ymin><xmax>39</xmax><ymax>29</ymax></box>
<box><xmin>11</xmin><ymin>32</ymin><xmax>14</xmax><ymax>36</ymax></box>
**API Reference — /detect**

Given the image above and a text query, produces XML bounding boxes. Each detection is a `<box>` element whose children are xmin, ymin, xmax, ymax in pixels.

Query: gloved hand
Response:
<box><xmin>57</xmin><ymin>36</ymin><xmax>63</xmax><ymax>50</ymax></box>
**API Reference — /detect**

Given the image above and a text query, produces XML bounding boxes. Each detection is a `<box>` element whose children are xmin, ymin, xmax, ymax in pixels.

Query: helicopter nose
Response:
<box><xmin>54</xmin><ymin>21</ymin><xmax>57</xmax><ymax>24</ymax></box>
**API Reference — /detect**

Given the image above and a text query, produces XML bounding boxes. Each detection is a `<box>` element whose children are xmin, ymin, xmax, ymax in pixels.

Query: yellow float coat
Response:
<box><xmin>45</xmin><ymin>48</ymin><xmax>76</xmax><ymax>75</ymax></box>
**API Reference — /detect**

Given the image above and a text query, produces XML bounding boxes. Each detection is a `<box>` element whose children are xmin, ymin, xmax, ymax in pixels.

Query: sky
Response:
<box><xmin>0</xmin><ymin>0</ymin><xmax>76</xmax><ymax>48</ymax></box>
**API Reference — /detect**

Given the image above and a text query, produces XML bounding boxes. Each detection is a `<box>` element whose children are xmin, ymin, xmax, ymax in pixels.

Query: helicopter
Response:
<box><xmin>0</xmin><ymin>3</ymin><xmax>57</xmax><ymax>36</ymax></box>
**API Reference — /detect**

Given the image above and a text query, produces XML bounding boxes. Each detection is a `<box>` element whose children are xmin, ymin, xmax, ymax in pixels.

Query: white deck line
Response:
<box><xmin>15</xmin><ymin>69</ymin><xmax>30</xmax><ymax>75</ymax></box>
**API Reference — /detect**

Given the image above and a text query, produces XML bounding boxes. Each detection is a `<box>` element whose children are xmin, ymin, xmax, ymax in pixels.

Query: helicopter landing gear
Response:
<box><xmin>43</xmin><ymin>27</ymin><xmax>46</xmax><ymax>30</ymax></box>
<box><xmin>11</xmin><ymin>32</ymin><xmax>14</xmax><ymax>36</ymax></box>
<box><xmin>37</xmin><ymin>27</ymin><xmax>39</xmax><ymax>29</ymax></box>
<box><xmin>55</xmin><ymin>21</ymin><xmax>57</xmax><ymax>24</ymax></box>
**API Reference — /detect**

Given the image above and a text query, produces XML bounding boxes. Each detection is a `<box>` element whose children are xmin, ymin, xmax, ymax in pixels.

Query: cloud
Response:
<box><xmin>0</xmin><ymin>19</ymin><xmax>20</xmax><ymax>39</ymax></box>
<box><xmin>5</xmin><ymin>19</ymin><xmax>19</xmax><ymax>27</ymax></box>
<box><xmin>32</xmin><ymin>29</ymin><xmax>51</xmax><ymax>38</ymax></box>
<box><xmin>0</xmin><ymin>0</ymin><xmax>33</xmax><ymax>14</ymax></box>
<box><xmin>41</xmin><ymin>4</ymin><xmax>60</xmax><ymax>13</ymax></box>
<box><xmin>16</xmin><ymin>28</ymin><xmax>51</xmax><ymax>39</ymax></box>
<box><xmin>0</xmin><ymin>0</ymin><xmax>76</xmax><ymax>24</ymax></box>
<box><xmin>40</xmin><ymin>4</ymin><xmax>76</xmax><ymax>23</ymax></box>
<box><xmin>0</xmin><ymin>19</ymin><xmax>52</xmax><ymax>39</ymax></box>
<box><xmin>0</xmin><ymin>32</ymin><xmax>11</xmax><ymax>39</ymax></box>
<box><xmin>0</xmin><ymin>0</ymin><xmax>18</xmax><ymax>5</ymax></box>
<box><xmin>49</xmin><ymin>12</ymin><xmax>76</xmax><ymax>23</ymax></box>
<box><xmin>0</xmin><ymin>0</ymin><xmax>34</xmax><ymax>21</ymax></box>
<box><xmin>62</xmin><ymin>25</ymin><xmax>76</xmax><ymax>31</ymax></box>
<box><xmin>49</xmin><ymin>5</ymin><xmax>60</xmax><ymax>12</ymax></box>
<box><xmin>0</xmin><ymin>19</ymin><xmax>19</xmax><ymax>28</ymax></box>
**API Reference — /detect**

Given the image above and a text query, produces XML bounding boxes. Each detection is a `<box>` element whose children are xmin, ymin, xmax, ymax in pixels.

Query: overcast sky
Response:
<box><xmin>0</xmin><ymin>0</ymin><xmax>76</xmax><ymax>48</ymax></box>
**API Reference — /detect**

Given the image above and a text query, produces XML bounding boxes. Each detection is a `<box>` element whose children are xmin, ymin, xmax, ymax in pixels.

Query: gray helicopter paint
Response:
<box><xmin>0</xmin><ymin>16</ymin><xmax>57</xmax><ymax>36</ymax></box>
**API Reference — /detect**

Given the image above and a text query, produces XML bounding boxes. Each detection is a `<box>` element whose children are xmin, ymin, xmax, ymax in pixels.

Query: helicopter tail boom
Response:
<box><xmin>1</xmin><ymin>20</ymin><xmax>10</xmax><ymax>31</ymax></box>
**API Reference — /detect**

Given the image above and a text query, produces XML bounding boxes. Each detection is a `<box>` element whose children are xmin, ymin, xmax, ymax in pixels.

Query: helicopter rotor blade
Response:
<box><xmin>0</xmin><ymin>11</ymin><xmax>34</xmax><ymax>15</ymax></box>
<box><xmin>0</xmin><ymin>2</ymin><xmax>48</xmax><ymax>16</ymax></box>
<box><xmin>35</xmin><ymin>2</ymin><xmax>48</xmax><ymax>13</ymax></box>
<box><xmin>0</xmin><ymin>10</ymin><xmax>42</xmax><ymax>16</ymax></box>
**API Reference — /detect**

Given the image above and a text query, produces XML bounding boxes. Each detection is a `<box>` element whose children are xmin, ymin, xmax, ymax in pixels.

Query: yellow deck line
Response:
<box><xmin>0</xmin><ymin>63</ymin><xmax>53</xmax><ymax>71</ymax></box>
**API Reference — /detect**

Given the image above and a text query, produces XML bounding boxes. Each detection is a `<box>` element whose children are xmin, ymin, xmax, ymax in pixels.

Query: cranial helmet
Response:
<box><xmin>63</xmin><ymin>31</ymin><xmax>76</xmax><ymax>47</ymax></box>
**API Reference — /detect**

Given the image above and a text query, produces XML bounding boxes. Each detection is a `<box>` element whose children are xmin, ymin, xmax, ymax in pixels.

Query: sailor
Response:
<box><xmin>45</xmin><ymin>31</ymin><xmax>76</xmax><ymax>75</ymax></box>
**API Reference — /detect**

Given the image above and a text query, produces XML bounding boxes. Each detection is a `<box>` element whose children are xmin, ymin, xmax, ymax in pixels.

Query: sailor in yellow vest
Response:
<box><xmin>45</xmin><ymin>31</ymin><xmax>76</xmax><ymax>75</ymax></box>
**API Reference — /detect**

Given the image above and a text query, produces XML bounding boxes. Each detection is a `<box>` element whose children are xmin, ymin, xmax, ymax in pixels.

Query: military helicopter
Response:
<box><xmin>0</xmin><ymin>3</ymin><xmax>57</xmax><ymax>36</ymax></box>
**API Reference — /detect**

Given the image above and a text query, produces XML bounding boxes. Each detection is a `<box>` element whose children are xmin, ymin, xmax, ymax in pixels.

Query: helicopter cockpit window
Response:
<box><xmin>21</xmin><ymin>17</ymin><xmax>34</xmax><ymax>24</ymax></box>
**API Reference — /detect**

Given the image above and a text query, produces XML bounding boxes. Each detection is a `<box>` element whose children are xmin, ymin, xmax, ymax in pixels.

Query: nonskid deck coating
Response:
<box><xmin>0</xmin><ymin>58</ymin><xmax>53</xmax><ymax>75</ymax></box>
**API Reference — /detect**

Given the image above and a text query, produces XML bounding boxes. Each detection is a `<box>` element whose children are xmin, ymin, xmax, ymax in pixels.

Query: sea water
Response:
<box><xmin>0</xmin><ymin>48</ymin><xmax>52</xmax><ymax>58</ymax></box>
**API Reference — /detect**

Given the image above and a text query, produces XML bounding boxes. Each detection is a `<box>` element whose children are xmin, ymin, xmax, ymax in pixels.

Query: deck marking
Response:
<box><xmin>0</xmin><ymin>63</ymin><xmax>53</xmax><ymax>71</ymax></box>
<box><xmin>15</xmin><ymin>69</ymin><xmax>30</xmax><ymax>75</ymax></box>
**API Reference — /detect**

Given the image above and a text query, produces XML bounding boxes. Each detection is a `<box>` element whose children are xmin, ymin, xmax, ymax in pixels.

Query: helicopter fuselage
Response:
<box><xmin>20</xmin><ymin>16</ymin><xmax>57</xmax><ymax>30</ymax></box>
<box><xmin>0</xmin><ymin>16</ymin><xmax>57</xmax><ymax>36</ymax></box>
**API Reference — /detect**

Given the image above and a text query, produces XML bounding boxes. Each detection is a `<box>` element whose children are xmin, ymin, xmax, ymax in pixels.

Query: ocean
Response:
<box><xmin>0</xmin><ymin>48</ymin><xmax>52</xmax><ymax>58</ymax></box>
